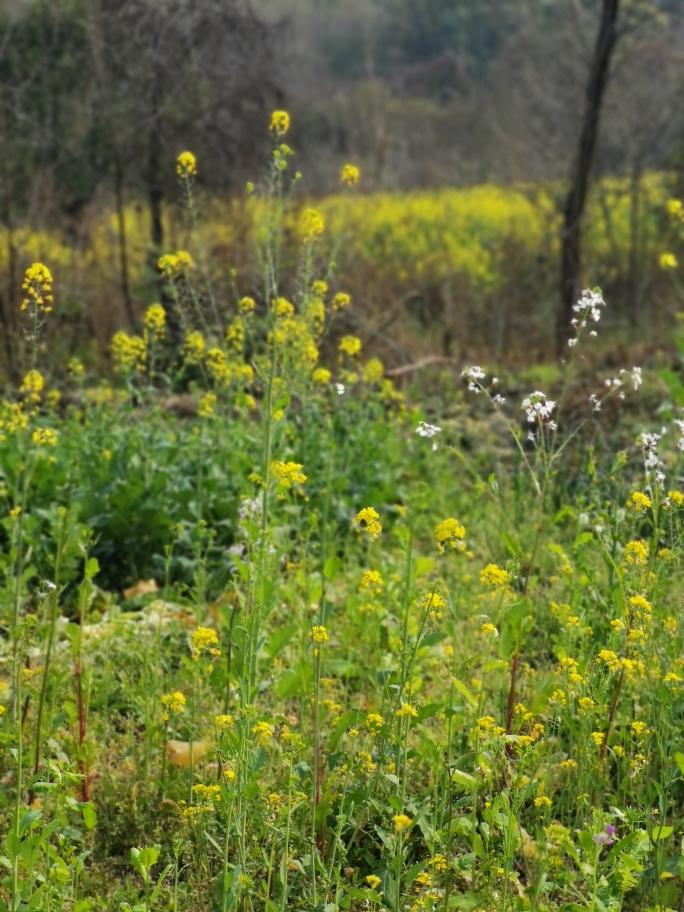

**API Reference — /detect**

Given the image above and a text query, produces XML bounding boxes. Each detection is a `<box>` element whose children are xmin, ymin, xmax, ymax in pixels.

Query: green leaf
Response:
<box><xmin>323</xmin><ymin>556</ymin><xmax>341</xmax><ymax>581</ymax></box>
<box><xmin>82</xmin><ymin>803</ymin><xmax>97</xmax><ymax>831</ymax></box>
<box><xmin>651</xmin><ymin>825</ymin><xmax>673</xmax><ymax>842</ymax></box>
<box><xmin>450</xmin><ymin>769</ymin><xmax>477</xmax><ymax>791</ymax></box>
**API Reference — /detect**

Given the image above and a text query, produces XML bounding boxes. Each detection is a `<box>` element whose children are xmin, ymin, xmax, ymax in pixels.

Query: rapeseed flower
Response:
<box><xmin>21</xmin><ymin>262</ymin><xmax>53</xmax><ymax>313</ymax></box>
<box><xmin>355</xmin><ymin>507</ymin><xmax>382</xmax><ymax>540</ymax></box>
<box><xmin>435</xmin><ymin>518</ymin><xmax>466</xmax><ymax>553</ymax></box>
<box><xmin>176</xmin><ymin>150</ymin><xmax>197</xmax><ymax>179</ymax></box>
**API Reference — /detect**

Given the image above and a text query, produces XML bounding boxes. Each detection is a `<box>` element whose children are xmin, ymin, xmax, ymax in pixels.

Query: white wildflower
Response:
<box><xmin>639</xmin><ymin>428</ymin><xmax>667</xmax><ymax>488</ymax></box>
<box><xmin>521</xmin><ymin>391</ymin><xmax>556</xmax><ymax>424</ymax></box>
<box><xmin>416</xmin><ymin>421</ymin><xmax>442</xmax><ymax>439</ymax></box>
<box><xmin>572</xmin><ymin>288</ymin><xmax>605</xmax><ymax>329</ymax></box>
<box><xmin>462</xmin><ymin>365</ymin><xmax>486</xmax><ymax>392</ymax></box>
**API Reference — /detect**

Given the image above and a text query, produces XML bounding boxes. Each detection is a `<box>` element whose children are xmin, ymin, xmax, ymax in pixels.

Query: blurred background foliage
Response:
<box><xmin>1</xmin><ymin>0</ymin><xmax>684</xmax><ymax>376</ymax></box>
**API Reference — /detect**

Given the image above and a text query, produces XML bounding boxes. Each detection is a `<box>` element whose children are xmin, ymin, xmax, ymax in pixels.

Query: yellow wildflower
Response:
<box><xmin>627</xmin><ymin>491</ymin><xmax>651</xmax><ymax>511</ymax></box>
<box><xmin>311</xmin><ymin>625</ymin><xmax>329</xmax><ymax>644</ymax></box>
<box><xmin>31</xmin><ymin>427</ymin><xmax>58</xmax><ymax>447</ymax></box>
<box><xmin>252</xmin><ymin>720</ymin><xmax>274</xmax><ymax>746</ymax></box>
<box><xmin>340</xmin><ymin>163</ymin><xmax>360</xmax><ymax>185</ymax></box>
<box><xmin>479</xmin><ymin>563</ymin><xmax>509</xmax><ymax>587</ymax></box>
<box><xmin>624</xmin><ymin>540</ymin><xmax>649</xmax><ymax>566</ymax></box>
<box><xmin>198</xmin><ymin>392</ymin><xmax>217</xmax><ymax>419</ymax></box>
<box><xmin>176</xmin><ymin>150</ymin><xmax>197</xmax><ymax>179</ymax></box>
<box><xmin>360</xmin><ymin>569</ymin><xmax>384</xmax><ymax>595</ymax></box>
<box><xmin>435</xmin><ymin>517</ymin><xmax>466</xmax><ymax>553</ymax></box>
<box><xmin>332</xmin><ymin>291</ymin><xmax>351</xmax><ymax>311</ymax></box>
<box><xmin>214</xmin><ymin>714</ymin><xmax>234</xmax><ymax>730</ymax></box>
<box><xmin>20</xmin><ymin>369</ymin><xmax>44</xmax><ymax>404</ymax></box>
<box><xmin>183</xmin><ymin>331</ymin><xmax>205</xmax><ymax>364</ymax></box>
<box><xmin>355</xmin><ymin>507</ymin><xmax>382</xmax><ymax>541</ymax></box>
<box><xmin>161</xmin><ymin>691</ymin><xmax>186</xmax><ymax>720</ymax></box>
<box><xmin>312</xmin><ymin>367</ymin><xmax>331</xmax><ymax>385</ymax></box>
<box><xmin>143</xmin><ymin>303</ymin><xmax>166</xmax><ymax>341</ymax></box>
<box><xmin>272</xmin><ymin>460</ymin><xmax>307</xmax><ymax>489</ymax></box>
<box><xmin>395</xmin><ymin>702</ymin><xmax>418</xmax><ymax>719</ymax></box>
<box><xmin>191</xmin><ymin>626</ymin><xmax>221</xmax><ymax>660</ymax></box>
<box><xmin>301</xmin><ymin>208</ymin><xmax>325</xmax><ymax>241</ymax></box>
<box><xmin>339</xmin><ymin>335</ymin><xmax>362</xmax><ymax>357</ymax></box>
<box><xmin>393</xmin><ymin>814</ymin><xmax>412</xmax><ymax>833</ymax></box>
<box><xmin>20</xmin><ymin>262</ymin><xmax>53</xmax><ymax>313</ymax></box>
<box><xmin>111</xmin><ymin>331</ymin><xmax>146</xmax><ymax>373</ymax></box>
<box><xmin>269</xmin><ymin>110</ymin><xmax>290</xmax><ymax>137</ymax></box>
<box><xmin>238</xmin><ymin>295</ymin><xmax>255</xmax><ymax>314</ymax></box>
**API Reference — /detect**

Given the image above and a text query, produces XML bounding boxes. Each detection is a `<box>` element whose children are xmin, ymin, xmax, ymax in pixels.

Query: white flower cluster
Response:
<box><xmin>416</xmin><ymin>421</ymin><xmax>442</xmax><ymax>439</ymax></box>
<box><xmin>461</xmin><ymin>365</ymin><xmax>485</xmax><ymax>392</ymax></box>
<box><xmin>640</xmin><ymin>429</ymin><xmax>666</xmax><ymax>487</ymax></box>
<box><xmin>461</xmin><ymin>365</ymin><xmax>506</xmax><ymax>404</ymax></box>
<box><xmin>569</xmin><ymin>288</ymin><xmax>605</xmax><ymax>347</ymax></box>
<box><xmin>239</xmin><ymin>496</ymin><xmax>262</xmax><ymax>521</ymax></box>
<box><xmin>521</xmin><ymin>391</ymin><xmax>557</xmax><ymax>430</ymax></box>
<box><xmin>604</xmin><ymin>367</ymin><xmax>642</xmax><ymax>399</ymax></box>
<box><xmin>674</xmin><ymin>418</ymin><xmax>684</xmax><ymax>452</ymax></box>
<box><xmin>416</xmin><ymin>420</ymin><xmax>442</xmax><ymax>451</ymax></box>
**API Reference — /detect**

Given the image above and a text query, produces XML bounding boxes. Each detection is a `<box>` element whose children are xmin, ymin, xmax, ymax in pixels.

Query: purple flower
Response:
<box><xmin>593</xmin><ymin>824</ymin><xmax>616</xmax><ymax>846</ymax></box>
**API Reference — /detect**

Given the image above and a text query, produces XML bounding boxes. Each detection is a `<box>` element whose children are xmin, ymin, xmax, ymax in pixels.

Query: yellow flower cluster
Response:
<box><xmin>659</xmin><ymin>252</ymin><xmax>678</xmax><ymax>270</ymax></box>
<box><xmin>198</xmin><ymin>391</ymin><xmax>216</xmax><ymax>418</ymax></box>
<box><xmin>176</xmin><ymin>150</ymin><xmax>197</xmax><ymax>179</ymax></box>
<box><xmin>627</xmin><ymin>491</ymin><xmax>651</xmax><ymax>511</ymax></box>
<box><xmin>20</xmin><ymin>369</ymin><xmax>44</xmax><ymax>404</ymax></box>
<box><xmin>214</xmin><ymin>714</ymin><xmax>234</xmax><ymax>730</ymax></box>
<box><xmin>312</xmin><ymin>367</ymin><xmax>331</xmax><ymax>385</ymax></box>
<box><xmin>31</xmin><ymin>427</ymin><xmax>58</xmax><ymax>447</ymax></box>
<box><xmin>271</xmin><ymin>460</ymin><xmax>307</xmax><ymax>489</ymax></box>
<box><xmin>225</xmin><ymin>316</ymin><xmax>245</xmax><ymax>354</ymax></box>
<box><xmin>332</xmin><ymin>292</ymin><xmax>351</xmax><ymax>312</ymax></box>
<box><xmin>193</xmin><ymin>783</ymin><xmax>221</xmax><ymax>804</ymax></box>
<box><xmin>624</xmin><ymin>539</ymin><xmax>649</xmax><ymax>566</ymax></box>
<box><xmin>20</xmin><ymin>262</ymin><xmax>53</xmax><ymax>313</ymax></box>
<box><xmin>479</xmin><ymin>563</ymin><xmax>509</xmax><ymax>588</ymax></box>
<box><xmin>435</xmin><ymin>517</ymin><xmax>466</xmax><ymax>553</ymax></box>
<box><xmin>158</xmin><ymin>250</ymin><xmax>194</xmax><ymax>278</ymax></box>
<box><xmin>269</xmin><ymin>109</ymin><xmax>290</xmax><ymax>137</ymax></box>
<box><xmin>393</xmin><ymin>814</ymin><xmax>412</xmax><ymax>833</ymax></box>
<box><xmin>356</xmin><ymin>507</ymin><xmax>382</xmax><ymax>541</ymax></box>
<box><xmin>191</xmin><ymin>626</ymin><xmax>221</xmax><ymax>660</ymax></box>
<box><xmin>111</xmin><ymin>331</ymin><xmax>146</xmax><ymax>374</ymax></box>
<box><xmin>161</xmin><ymin>691</ymin><xmax>186</xmax><ymax>720</ymax></box>
<box><xmin>311</xmin><ymin>625</ymin><xmax>329</xmax><ymax>644</ymax></box>
<box><xmin>360</xmin><ymin>569</ymin><xmax>384</xmax><ymax>595</ymax></box>
<box><xmin>253</xmin><ymin>720</ymin><xmax>274</xmax><ymax>746</ymax></box>
<box><xmin>144</xmin><ymin>303</ymin><xmax>166</xmax><ymax>340</ymax></box>
<box><xmin>301</xmin><ymin>208</ymin><xmax>325</xmax><ymax>241</ymax></box>
<box><xmin>339</xmin><ymin>335</ymin><xmax>362</xmax><ymax>357</ymax></box>
<box><xmin>340</xmin><ymin>163</ymin><xmax>361</xmax><ymax>186</ymax></box>
<box><xmin>183</xmin><ymin>331</ymin><xmax>206</xmax><ymax>363</ymax></box>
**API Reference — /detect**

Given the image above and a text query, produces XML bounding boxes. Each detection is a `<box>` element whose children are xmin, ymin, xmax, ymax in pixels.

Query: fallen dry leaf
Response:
<box><xmin>165</xmin><ymin>739</ymin><xmax>212</xmax><ymax>768</ymax></box>
<box><xmin>123</xmin><ymin>579</ymin><xmax>158</xmax><ymax>600</ymax></box>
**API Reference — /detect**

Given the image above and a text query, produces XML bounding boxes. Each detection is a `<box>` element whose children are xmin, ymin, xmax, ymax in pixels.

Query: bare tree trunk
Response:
<box><xmin>557</xmin><ymin>0</ymin><xmax>620</xmax><ymax>353</ymax></box>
